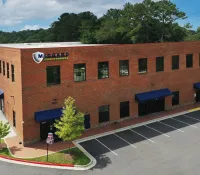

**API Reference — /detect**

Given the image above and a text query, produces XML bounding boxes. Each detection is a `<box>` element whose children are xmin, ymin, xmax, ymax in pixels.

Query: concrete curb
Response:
<box><xmin>73</xmin><ymin>141</ymin><xmax>97</xmax><ymax>170</ymax></box>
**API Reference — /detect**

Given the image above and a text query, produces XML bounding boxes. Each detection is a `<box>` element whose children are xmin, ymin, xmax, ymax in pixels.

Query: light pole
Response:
<box><xmin>46</xmin><ymin>132</ymin><xmax>54</xmax><ymax>162</ymax></box>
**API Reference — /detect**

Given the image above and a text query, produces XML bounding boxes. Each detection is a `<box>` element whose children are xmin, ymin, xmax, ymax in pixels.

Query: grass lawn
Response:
<box><xmin>0</xmin><ymin>139</ymin><xmax>90</xmax><ymax>165</ymax></box>
<box><xmin>0</xmin><ymin>139</ymin><xmax>11</xmax><ymax>157</ymax></box>
<box><xmin>28</xmin><ymin>147</ymin><xmax>90</xmax><ymax>165</ymax></box>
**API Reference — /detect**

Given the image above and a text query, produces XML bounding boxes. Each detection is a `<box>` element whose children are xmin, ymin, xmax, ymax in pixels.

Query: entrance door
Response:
<box><xmin>138</xmin><ymin>98</ymin><xmax>165</xmax><ymax>116</ymax></box>
<box><xmin>40</xmin><ymin>121</ymin><xmax>50</xmax><ymax>140</ymax></box>
<box><xmin>40</xmin><ymin>120</ymin><xmax>61</xmax><ymax>141</ymax></box>
<box><xmin>84</xmin><ymin>114</ymin><xmax>90</xmax><ymax>129</ymax></box>
<box><xmin>138</xmin><ymin>102</ymin><xmax>148</xmax><ymax>116</ymax></box>
<box><xmin>196</xmin><ymin>91</ymin><xmax>200</xmax><ymax>102</ymax></box>
<box><xmin>0</xmin><ymin>99</ymin><xmax>4</xmax><ymax>113</ymax></box>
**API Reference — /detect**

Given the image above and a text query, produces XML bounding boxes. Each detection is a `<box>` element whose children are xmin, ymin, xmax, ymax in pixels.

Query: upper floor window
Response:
<box><xmin>11</xmin><ymin>64</ymin><xmax>15</xmax><ymax>82</ymax></box>
<box><xmin>186</xmin><ymin>54</ymin><xmax>193</xmax><ymax>68</ymax></box>
<box><xmin>7</xmin><ymin>63</ymin><xmax>9</xmax><ymax>79</ymax></box>
<box><xmin>172</xmin><ymin>55</ymin><xmax>179</xmax><ymax>70</ymax></box>
<box><xmin>138</xmin><ymin>58</ymin><xmax>147</xmax><ymax>73</ymax></box>
<box><xmin>3</xmin><ymin>61</ymin><xmax>5</xmax><ymax>76</ymax></box>
<box><xmin>0</xmin><ymin>61</ymin><xmax>1</xmax><ymax>74</ymax></box>
<box><xmin>199</xmin><ymin>53</ymin><xmax>200</xmax><ymax>67</ymax></box>
<box><xmin>119</xmin><ymin>60</ymin><xmax>129</xmax><ymax>76</ymax></box>
<box><xmin>156</xmin><ymin>56</ymin><xmax>164</xmax><ymax>72</ymax></box>
<box><xmin>74</xmin><ymin>63</ymin><xmax>86</xmax><ymax>82</ymax></box>
<box><xmin>46</xmin><ymin>65</ymin><xmax>60</xmax><ymax>86</ymax></box>
<box><xmin>98</xmin><ymin>61</ymin><xmax>109</xmax><ymax>79</ymax></box>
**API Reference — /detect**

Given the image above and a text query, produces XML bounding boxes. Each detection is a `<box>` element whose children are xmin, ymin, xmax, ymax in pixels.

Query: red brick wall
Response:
<box><xmin>20</xmin><ymin>41</ymin><xmax>200</xmax><ymax>143</ymax></box>
<box><xmin>0</xmin><ymin>47</ymin><xmax>23</xmax><ymax>141</ymax></box>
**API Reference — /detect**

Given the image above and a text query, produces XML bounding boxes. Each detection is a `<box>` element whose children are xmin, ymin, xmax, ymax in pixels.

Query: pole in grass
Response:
<box><xmin>46</xmin><ymin>132</ymin><xmax>54</xmax><ymax>162</ymax></box>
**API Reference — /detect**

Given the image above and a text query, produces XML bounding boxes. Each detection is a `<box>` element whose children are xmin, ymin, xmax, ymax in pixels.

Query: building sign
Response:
<box><xmin>32</xmin><ymin>52</ymin><xmax>69</xmax><ymax>64</ymax></box>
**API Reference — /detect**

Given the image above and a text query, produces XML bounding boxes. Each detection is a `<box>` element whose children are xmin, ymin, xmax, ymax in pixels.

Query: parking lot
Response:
<box><xmin>77</xmin><ymin>110</ymin><xmax>200</xmax><ymax>175</ymax></box>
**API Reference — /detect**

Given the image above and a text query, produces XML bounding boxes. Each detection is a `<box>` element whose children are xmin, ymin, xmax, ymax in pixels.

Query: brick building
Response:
<box><xmin>0</xmin><ymin>41</ymin><xmax>200</xmax><ymax>145</ymax></box>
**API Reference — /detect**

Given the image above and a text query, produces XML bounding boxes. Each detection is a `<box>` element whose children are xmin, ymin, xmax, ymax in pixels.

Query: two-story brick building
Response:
<box><xmin>0</xmin><ymin>41</ymin><xmax>200</xmax><ymax>145</ymax></box>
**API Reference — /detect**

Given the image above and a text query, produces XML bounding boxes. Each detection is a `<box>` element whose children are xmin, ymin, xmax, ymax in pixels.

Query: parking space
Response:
<box><xmin>78</xmin><ymin>110</ymin><xmax>200</xmax><ymax>174</ymax></box>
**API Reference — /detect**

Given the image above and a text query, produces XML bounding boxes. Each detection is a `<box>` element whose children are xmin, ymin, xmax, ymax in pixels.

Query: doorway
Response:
<box><xmin>138</xmin><ymin>98</ymin><xmax>165</xmax><ymax>116</ymax></box>
<box><xmin>40</xmin><ymin>120</ymin><xmax>60</xmax><ymax>141</ymax></box>
<box><xmin>0</xmin><ymin>99</ymin><xmax>4</xmax><ymax>113</ymax></box>
<box><xmin>196</xmin><ymin>90</ymin><xmax>200</xmax><ymax>102</ymax></box>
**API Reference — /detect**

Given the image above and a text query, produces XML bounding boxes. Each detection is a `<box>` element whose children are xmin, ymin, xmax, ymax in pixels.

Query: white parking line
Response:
<box><xmin>145</xmin><ymin>125</ymin><xmax>170</xmax><ymax>137</ymax></box>
<box><xmin>183</xmin><ymin>114</ymin><xmax>200</xmax><ymax>122</ymax></box>
<box><xmin>114</xmin><ymin>134</ymin><xmax>137</xmax><ymax>148</ymax></box>
<box><xmin>129</xmin><ymin>129</ymin><xmax>155</xmax><ymax>143</ymax></box>
<box><xmin>158</xmin><ymin>121</ymin><xmax>184</xmax><ymax>132</ymax></box>
<box><xmin>170</xmin><ymin>118</ymin><xmax>198</xmax><ymax>128</ymax></box>
<box><xmin>95</xmin><ymin>139</ymin><xmax>118</xmax><ymax>156</ymax></box>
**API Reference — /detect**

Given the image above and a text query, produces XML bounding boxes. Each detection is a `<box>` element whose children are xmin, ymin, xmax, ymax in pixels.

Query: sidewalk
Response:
<box><xmin>5</xmin><ymin>102</ymin><xmax>200</xmax><ymax>158</ymax></box>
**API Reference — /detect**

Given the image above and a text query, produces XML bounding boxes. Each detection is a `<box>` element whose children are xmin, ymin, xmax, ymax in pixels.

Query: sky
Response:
<box><xmin>0</xmin><ymin>0</ymin><xmax>199</xmax><ymax>32</ymax></box>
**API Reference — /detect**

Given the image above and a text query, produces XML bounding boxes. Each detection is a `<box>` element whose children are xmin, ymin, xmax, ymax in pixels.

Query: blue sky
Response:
<box><xmin>0</xmin><ymin>0</ymin><xmax>199</xmax><ymax>32</ymax></box>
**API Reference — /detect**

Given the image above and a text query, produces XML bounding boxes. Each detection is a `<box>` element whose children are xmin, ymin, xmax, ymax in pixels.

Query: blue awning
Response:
<box><xmin>194</xmin><ymin>83</ymin><xmax>200</xmax><ymax>90</ymax></box>
<box><xmin>35</xmin><ymin>108</ymin><xmax>63</xmax><ymax>122</ymax></box>
<box><xmin>0</xmin><ymin>89</ymin><xmax>4</xmax><ymax>98</ymax></box>
<box><xmin>135</xmin><ymin>88</ymin><xmax>172</xmax><ymax>102</ymax></box>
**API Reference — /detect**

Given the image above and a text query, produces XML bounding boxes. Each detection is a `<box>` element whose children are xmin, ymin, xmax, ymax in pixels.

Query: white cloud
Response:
<box><xmin>21</xmin><ymin>25</ymin><xmax>49</xmax><ymax>31</ymax></box>
<box><xmin>0</xmin><ymin>0</ymin><xmax>156</xmax><ymax>27</ymax></box>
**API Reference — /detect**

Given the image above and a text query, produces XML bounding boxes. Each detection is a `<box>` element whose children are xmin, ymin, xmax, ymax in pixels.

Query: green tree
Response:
<box><xmin>79</xmin><ymin>11</ymin><xmax>98</xmax><ymax>44</ymax></box>
<box><xmin>54</xmin><ymin>97</ymin><xmax>84</xmax><ymax>153</ymax></box>
<box><xmin>153</xmin><ymin>0</ymin><xmax>187</xmax><ymax>42</ymax></box>
<box><xmin>0</xmin><ymin>121</ymin><xmax>10</xmax><ymax>145</ymax></box>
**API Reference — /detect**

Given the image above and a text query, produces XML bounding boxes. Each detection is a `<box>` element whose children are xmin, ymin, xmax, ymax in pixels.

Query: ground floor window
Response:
<box><xmin>99</xmin><ymin>105</ymin><xmax>110</xmax><ymax>123</ymax></box>
<box><xmin>120</xmin><ymin>101</ymin><xmax>130</xmax><ymax>118</ymax></box>
<box><xmin>172</xmin><ymin>91</ymin><xmax>179</xmax><ymax>106</ymax></box>
<box><xmin>13</xmin><ymin>110</ymin><xmax>16</xmax><ymax>127</ymax></box>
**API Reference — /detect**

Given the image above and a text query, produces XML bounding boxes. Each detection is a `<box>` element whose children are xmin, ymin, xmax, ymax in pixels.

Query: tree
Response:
<box><xmin>153</xmin><ymin>0</ymin><xmax>187</xmax><ymax>42</ymax></box>
<box><xmin>0</xmin><ymin>121</ymin><xmax>10</xmax><ymax>148</ymax></box>
<box><xmin>54</xmin><ymin>97</ymin><xmax>85</xmax><ymax>153</ymax></box>
<box><xmin>79</xmin><ymin>11</ymin><xmax>98</xmax><ymax>44</ymax></box>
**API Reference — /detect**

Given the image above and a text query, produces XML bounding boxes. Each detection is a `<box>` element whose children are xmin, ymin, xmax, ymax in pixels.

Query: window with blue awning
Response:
<box><xmin>35</xmin><ymin>108</ymin><xmax>63</xmax><ymax>122</ymax></box>
<box><xmin>135</xmin><ymin>88</ymin><xmax>172</xmax><ymax>103</ymax></box>
<box><xmin>193</xmin><ymin>83</ymin><xmax>200</xmax><ymax>90</ymax></box>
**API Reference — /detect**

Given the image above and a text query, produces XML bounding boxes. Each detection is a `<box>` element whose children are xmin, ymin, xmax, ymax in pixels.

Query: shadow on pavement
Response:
<box><xmin>90</xmin><ymin>154</ymin><xmax>111</xmax><ymax>170</ymax></box>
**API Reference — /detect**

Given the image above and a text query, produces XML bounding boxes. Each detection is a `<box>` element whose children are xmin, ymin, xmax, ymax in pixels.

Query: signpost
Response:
<box><xmin>46</xmin><ymin>132</ymin><xmax>54</xmax><ymax>162</ymax></box>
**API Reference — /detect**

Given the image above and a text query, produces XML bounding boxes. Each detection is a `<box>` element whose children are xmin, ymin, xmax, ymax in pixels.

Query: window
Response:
<box><xmin>120</xmin><ymin>101</ymin><xmax>130</xmax><ymax>118</ymax></box>
<box><xmin>3</xmin><ymin>61</ymin><xmax>5</xmax><ymax>76</ymax></box>
<box><xmin>0</xmin><ymin>61</ymin><xmax>1</xmax><ymax>74</ymax></box>
<box><xmin>119</xmin><ymin>60</ymin><xmax>129</xmax><ymax>76</ymax></box>
<box><xmin>46</xmin><ymin>65</ymin><xmax>60</xmax><ymax>86</ymax></box>
<box><xmin>99</xmin><ymin>105</ymin><xmax>110</xmax><ymax>123</ymax></box>
<box><xmin>7</xmin><ymin>63</ymin><xmax>9</xmax><ymax>79</ymax></box>
<box><xmin>138</xmin><ymin>58</ymin><xmax>147</xmax><ymax>73</ymax></box>
<box><xmin>172</xmin><ymin>91</ymin><xmax>179</xmax><ymax>106</ymax></box>
<box><xmin>172</xmin><ymin>55</ymin><xmax>179</xmax><ymax>70</ymax></box>
<box><xmin>156</xmin><ymin>56</ymin><xmax>164</xmax><ymax>72</ymax></box>
<box><xmin>98</xmin><ymin>62</ymin><xmax>109</xmax><ymax>79</ymax></box>
<box><xmin>199</xmin><ymin>53</ymin><xmax>200</xmax><ymax>67</ymax></box>
<box><xmin>11</xmin><ymin>64</ymin><xmax>15</xmax><ymax>82</ymax></box>
<box><xmin>74</xmin><ymin>64</ymin><xmax>86</xmax><ymax>82</ymax></box>
<box><xmin>186</xmin><ymin>54</ymin><xmax>193</xmax><ymax>68</ymax></box>
<box><xmin>13</xmin><ymin>111</ymin><xmax>16</xmax><ymax>127</ymax></box>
